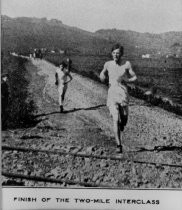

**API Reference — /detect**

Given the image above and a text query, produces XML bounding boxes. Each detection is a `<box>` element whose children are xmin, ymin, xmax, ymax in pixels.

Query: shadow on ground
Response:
<box><xmin>35</xmin><ymin>104</ymin><xmax>106</xmax><ymax>117</ymax></box>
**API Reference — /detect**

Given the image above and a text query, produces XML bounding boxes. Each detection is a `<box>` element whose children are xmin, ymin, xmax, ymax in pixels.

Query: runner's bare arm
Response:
<box><xmin>100</xmin><ymin>62</ymin><xmax>108</xmax><ymax>82</ymax></box>
<box><xmin>55</xmin><ymin>72</ymin><xmax>58</xmax><ymax>85</ymax></box>
<box><xmin>126</xmin><ymin>61</ymin><xmax>137</xmax><ymax>83</ymax></box>
<box><xmin>64</xmin><ymin>72</ymin><xmax>73</xmax><ymax>84</ymax></box>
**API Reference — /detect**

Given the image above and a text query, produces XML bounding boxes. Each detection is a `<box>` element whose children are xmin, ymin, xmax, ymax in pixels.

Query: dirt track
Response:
<box><xmin>2</xmin><ymin>58</ymin><xmax>182</xmax><ymax>188</ymax></box>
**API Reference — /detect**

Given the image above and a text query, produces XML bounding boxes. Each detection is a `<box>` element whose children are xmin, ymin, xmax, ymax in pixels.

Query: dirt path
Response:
<box><xmin>2</xmin><ymin>58</ymin><xmax>182</xmax><ymax>188</ymax></box>
<box><xmin>32</xmin><ymin>59</ymin><xmax>182</xmax><ymax>152</ymax></box>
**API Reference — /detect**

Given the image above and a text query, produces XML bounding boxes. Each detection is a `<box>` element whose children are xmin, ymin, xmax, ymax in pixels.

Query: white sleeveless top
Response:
<box><xmin>105</xmin><ymin>61</ymin><xmax>132</xmax><ymax>88</ymax></box>
<box><xmin>103</xmin><ymin>61</ymin><xmax>134</xmax><ymax>106</ymax></box>
<box><xmin>56</xmin><ymin>68</ymin><xmax>69</xmax><ymax>86</ymax></box>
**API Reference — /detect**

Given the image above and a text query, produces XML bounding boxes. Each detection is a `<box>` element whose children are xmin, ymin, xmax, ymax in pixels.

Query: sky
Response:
<box><xmin>1</xmin><ymin>0</ymin><xmax>182</xmax><ymax>33</ymax></box>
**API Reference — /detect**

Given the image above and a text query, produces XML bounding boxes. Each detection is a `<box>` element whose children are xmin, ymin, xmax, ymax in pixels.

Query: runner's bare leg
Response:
<box><xmin>113</xmin><ymin>106</ymin><xmax>122</xmax><ymax>152</ymax></box>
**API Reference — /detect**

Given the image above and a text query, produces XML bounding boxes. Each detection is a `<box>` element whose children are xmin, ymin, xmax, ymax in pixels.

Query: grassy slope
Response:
<box><xmin>1</xmin><ymin>54</ymin><xmax>37</xmax><ymax>129</ymax></box>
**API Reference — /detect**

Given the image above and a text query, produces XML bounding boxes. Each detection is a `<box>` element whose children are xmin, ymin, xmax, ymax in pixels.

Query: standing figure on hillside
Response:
<box><xmin>66</xmin><ymin>58</ymin><xmax>72</xmax><ymax>72</ymax></box>
<box><xmin>38</xmin><ymin>49</ymin><xmax>43</xmax><ymax>59</ymax></box>
<box><xmin>100</xmin><ymin>43</ymin><xmax>137</xmax><ymax>153</ymax></box>
<box><xmin>33</xmin><ymin>49</ymin><xmax>37</xmax><ymax>59</ymax></box>
<box><xmin>1</xmin><ymin>74</ymin><xmax>9</xmax><ymax>129</ymax></box>
<box><xmin>55</xmin><ymin>61</ymin><xmax>72</xmax><ymax>113</ymax></box>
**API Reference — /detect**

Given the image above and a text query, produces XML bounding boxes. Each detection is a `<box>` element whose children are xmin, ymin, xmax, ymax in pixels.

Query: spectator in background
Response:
<box><xmin>38</xmin><ymin>49</ymin><xmax>43</xmax><ymax>59</ymax></box>
<box><xmin>1</xmin><ymin>74</ymin><xmax>9</xmax><ymax>129</ymax></box>
<box><xmin>66</xmin><ymin>58</ymin><xmax>72</xmax><ymax>72</ymax></box>
<box><xmin>55</xmin><ymin>61</ymin><xmax>72</xmax><ymax>113</ymax></box>
<box><xmin>100</xmin><ymin>43</ymin><xmax>137</xmax><ymax>153</ymax></box>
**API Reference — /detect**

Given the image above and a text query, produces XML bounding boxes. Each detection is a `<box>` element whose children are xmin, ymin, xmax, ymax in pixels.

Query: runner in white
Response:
<box><xmin>55</xmin><ymin>61</ymin><xmax>72</xmax><ymax>113</ymax></box>
<box><xmin>100</xmin><ymin>44</ymin><xmax>137</xmax><ymax>153</ymax></box>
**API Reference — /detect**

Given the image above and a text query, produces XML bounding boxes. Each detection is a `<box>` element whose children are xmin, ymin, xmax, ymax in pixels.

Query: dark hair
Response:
<box><xmin>111</xmin><ymin>43</ymin><xmax>124</xmax><ymax>56</ymax></box>
<box><xmin>1</xmin><ymin>73</ymin><xmax>9</xmax><ymax>80</ymax></box>
<box><xmin>60</xmin><ymin>61</ymin><xmax>67</xmax><ymax>68</ymax></box>
<box><xmin>67</xmin><ymin>58</ymin><xmax>72</xmax><ymax>65</ymax></box>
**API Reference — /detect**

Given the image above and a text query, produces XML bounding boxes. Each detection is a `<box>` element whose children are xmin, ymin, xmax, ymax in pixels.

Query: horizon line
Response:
<box><xmin>2</xmin><ymin>14</ymin><xmax>182</xmax><ymax>35</ymax></box>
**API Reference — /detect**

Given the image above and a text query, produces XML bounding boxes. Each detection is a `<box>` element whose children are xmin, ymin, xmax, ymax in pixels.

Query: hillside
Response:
<box><xmin>1</xmin><ymin>15</ymin><xmax>113</xmax><ymax>55</ymax></box>
<box><xmin>96</xmin><ymin>29</ymin><xmax>182</xmax><ymax>57</ymax></box>
<box><xmin>2</xmin><ymin>15</ymin><xmax>182</xmax><ymax>57</ymax></box>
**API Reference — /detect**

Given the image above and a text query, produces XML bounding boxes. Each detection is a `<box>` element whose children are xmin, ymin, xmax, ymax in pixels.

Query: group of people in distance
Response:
<box><xmin>55</xmin><ymin>43</ymin><xmax>137</xmax><ymax>153</ymax></box>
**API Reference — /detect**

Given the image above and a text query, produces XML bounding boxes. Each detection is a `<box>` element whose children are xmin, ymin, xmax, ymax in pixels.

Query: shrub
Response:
<box><xmin>1</xmin><ymin>54</ymin><xmax>37</xmax><ymax>130</ymax></box>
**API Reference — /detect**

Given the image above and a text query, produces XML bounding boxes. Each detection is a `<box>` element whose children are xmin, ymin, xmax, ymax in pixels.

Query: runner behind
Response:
<box><xmin>55</xmin><ymin>61</ymin><xmax>72</xmax><ymax>113</ymax></box>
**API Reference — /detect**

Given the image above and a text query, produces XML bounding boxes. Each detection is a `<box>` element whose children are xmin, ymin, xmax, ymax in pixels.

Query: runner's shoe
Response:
<box><xmin>60</xmin><ymin>105</ymin><xmax>64</xmax><ymax>113</ymax></box>
<box><xmin>116</xmin><ymin>145</ymin><xmax>122</xmax><ymax>153</ymax></box>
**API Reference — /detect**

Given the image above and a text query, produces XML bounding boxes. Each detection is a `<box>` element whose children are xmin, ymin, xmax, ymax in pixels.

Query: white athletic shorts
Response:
<box><xmin>107</xmin><ymin>85</ymin><xmax>129</xmax><ymax>120</ymax></box>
